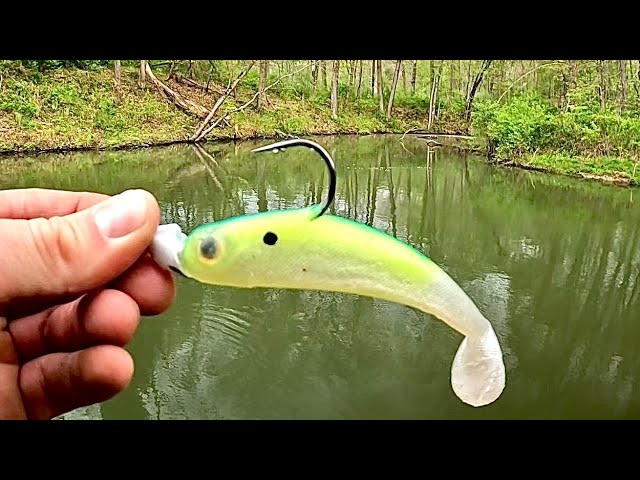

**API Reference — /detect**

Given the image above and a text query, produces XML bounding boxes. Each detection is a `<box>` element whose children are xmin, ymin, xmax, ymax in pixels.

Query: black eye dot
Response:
<box><xmin>200</xmin><ymin>237</ymin><xmax>217</xmax><ymax>259</ymax></box>
<box><xmin>263</xmin><ymin>232</ymin><xmax>278</xmax><ymax>246</ymax></box>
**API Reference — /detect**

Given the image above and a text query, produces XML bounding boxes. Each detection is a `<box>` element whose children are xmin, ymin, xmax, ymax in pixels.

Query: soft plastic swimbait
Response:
<box><xmin>151</xmin><ymin>139</ymin><xmax>506</xmax><ymax>407</ymax></box>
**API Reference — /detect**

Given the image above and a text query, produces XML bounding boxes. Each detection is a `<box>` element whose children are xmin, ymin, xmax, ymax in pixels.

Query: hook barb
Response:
<box><xmin>251</xmin><ymin>138</ymin><xmax>337</xmax><ymax>217</ymax></box>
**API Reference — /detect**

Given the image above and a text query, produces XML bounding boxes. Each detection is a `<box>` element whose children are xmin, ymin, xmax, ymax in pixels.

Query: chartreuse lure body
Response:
<box><xmin>152</xmin><ymin>139</ymin><xmax>506</xmax><ymax>407</ymax></box>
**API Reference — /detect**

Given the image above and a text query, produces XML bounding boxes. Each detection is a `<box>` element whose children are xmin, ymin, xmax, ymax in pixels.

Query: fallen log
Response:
<box><xmin>145</xmin><ymin>63</ymin><xmax>209</xmax><ymax>118</ymax></box>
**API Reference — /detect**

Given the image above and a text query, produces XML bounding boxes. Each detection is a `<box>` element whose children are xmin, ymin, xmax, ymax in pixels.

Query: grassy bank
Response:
<box><xmin>1</xmin><ymin>62</ymin><xmax>639</xmax><ymax>188</ymax></box>
<box><xmin>0</xmin><ymin>65</ymin><xmax>461</xmax><ymax>156</ymax></box>
<box><xmin>472</xmin><ymin>93</ymin><xmax>640</xmax><ymax>186</ymax></box>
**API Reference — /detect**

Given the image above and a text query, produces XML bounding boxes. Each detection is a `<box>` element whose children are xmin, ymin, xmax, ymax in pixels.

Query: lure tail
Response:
<box><xmin>418</xmin><ymin>266</ymin><xmax>505</xmax><ymax>407</ymax></box>
<box><xmin>451</xmin><ymin>326</ymin><xmax>505</xmax><ymax>407</ymax></box>
<box><xmin>150</xmin><ymin>138</ymin><xmax>507</xmax><ymax>408</ymax></box>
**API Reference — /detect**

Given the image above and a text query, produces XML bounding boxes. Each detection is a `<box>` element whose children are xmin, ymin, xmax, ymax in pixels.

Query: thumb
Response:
<box><xmin>0</xmin><ymin>189</ymin><xmax>160</xmax><ymax>307</ymax></box>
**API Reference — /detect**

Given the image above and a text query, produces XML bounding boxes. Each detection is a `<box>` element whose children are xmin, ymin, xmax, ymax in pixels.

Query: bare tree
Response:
<box><xmin>331</xmin><ymin>60</ymin><xmax>340</xmax><ymax>119</ymax></box>
<box><xmin>569</xmin><ymin>60</ymin><xmax>578</xmax><ymax>90</ymax></box>
<box><xmin>463</xmin><ymin>60</ymin><xmax>493</xmax><ymax>122</ymax></box>
<box><xmin>356</xmin><ymin>60</ymin><xmax>363</xmax><ymax>99</ymax></box>
<box><xmin>559</xmin><ymin>62</ymin><xmax>568</xmax><ymax>109</ymax></box>
<box><xmin>386</xmin><ymin>60</ymin><xmax>402</xmax><ymax>118</ymax></box>
<box><xmin>376</xmin><ymin>60</ymin><xmax>384</xmax><ymax>114</ymax></box>
<box><xmin>428</xmin><ymin>62</ymin><xmax>442</xmax><ymax>129</ymax></box>
<box><xmin>619</xmin><ymin>60</ymin><xmax>627</xmax><ymax>114</ymax></box>
<box><xmin>257</xmin><ymin>60</ymin><xmax>269</xmax><ymax>111</ymax></box>
<box><xmin>598</xmin><ymin>60</ymin><xmax>607</xmax><ymax>110</ymax></box>
<box><xmin>321</xmin><ymin>61</ymin><xmax>327</xmax><ymax>88</ymax></box>
<box><xmin>311</xmin><ymin>60</ymin><xmax>319</xmax><ymax>93</ymax></box>
<box><xmin>114</xmin><ymin>60</ymin><xmax>122</xmax><ymax>102</ymax></box>
<box><xmin>637</xmin><ymin>60</ymin><xmax>640</xmax><ymax>108</ymax></box>
<box><xmin>347</xmin><ymin>60</ymin><xmax>355</xmax><ymax>93</ymax></box>
<box><xmin>139</xmin><ymin>60</ymin><xmax>147</xmax><ymax>89</ymax></box>
<box><xmin>371</xmin><ymin>60</ymin><xmax>377</xmax><ymax>97</ymax></box>
<box><xmin>411</xmin><ymin>60</ymin><xmax>417</xmax><ymax>93</ymax></box>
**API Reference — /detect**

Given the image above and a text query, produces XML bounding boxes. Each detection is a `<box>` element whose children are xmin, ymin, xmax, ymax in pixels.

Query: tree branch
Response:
<box><xmin>497</xmin><ymin>61</ymin><xmax>565</xmax><ymax>103</ymax></box>
<box><xmin>144</xmin><ymin>63</ymin><xmax>209</xmax><ymax>118</ymax></box>
<box><xmin>170</xmin><ymin>72</ymin><xmax>226</xmax><ymax>96</ymax></box>
<box><xmin>190</xmin><ymin>61</ymin><xmax>257</xmax><ymax>141</ymax></box>
<box><xmin>194</xmin><ymin>62</ymin><xmax>312</xmax><ymax>142</ymax></box>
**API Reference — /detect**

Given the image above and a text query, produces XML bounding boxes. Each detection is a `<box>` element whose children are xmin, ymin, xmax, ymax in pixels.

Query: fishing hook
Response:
<box><xmin>251</xmin><ymin>138</ymin><xmax>337</xmax><ymax>218</ymax></box>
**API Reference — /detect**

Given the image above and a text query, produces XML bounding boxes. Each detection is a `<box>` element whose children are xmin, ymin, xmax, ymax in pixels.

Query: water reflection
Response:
<box><xmin>2</xmin><ymin>134</ymin><xmax>640</xmax><ymax>419</ymax></box>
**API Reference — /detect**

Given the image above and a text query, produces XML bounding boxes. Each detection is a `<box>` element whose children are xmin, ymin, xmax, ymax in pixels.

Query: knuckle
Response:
<box><xmin>27</xmin><ymin>217</ymin><xmax>82</xmax><ymax>293</ymax></box>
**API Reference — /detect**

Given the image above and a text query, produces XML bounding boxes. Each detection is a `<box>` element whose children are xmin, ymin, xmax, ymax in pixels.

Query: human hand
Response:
<box><xmin>0</xmin><ymin>188</ymin><xmax>175</xmax><ymax>420</ymax></box>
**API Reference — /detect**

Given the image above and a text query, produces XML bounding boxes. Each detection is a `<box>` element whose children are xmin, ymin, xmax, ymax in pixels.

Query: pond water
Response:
<box><xmin>1</xmin><ymin>134</ymin><xmax>639</xmax><ymax>420</ymax></box>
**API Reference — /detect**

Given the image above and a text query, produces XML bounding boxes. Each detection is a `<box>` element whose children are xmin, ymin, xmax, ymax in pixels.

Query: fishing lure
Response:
<box><xmin>151</xmin><ymin>139</ymin><xmax>506</xmax><ymax>407</ymax></box>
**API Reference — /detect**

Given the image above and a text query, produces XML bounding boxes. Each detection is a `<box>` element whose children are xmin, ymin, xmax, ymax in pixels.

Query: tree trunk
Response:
<box><xmin>321</xmin><ymin>61</ymin><xmax>327</xmax><ymax>88</ymax></box>
<box><xmin>386</xmin><ymin>60</ymin><xmax>402</xmax><ymax>118</ymax></box>
<box><xmin>347</xmin><ymin>60</ymin><xmax>355</xmax><ymax>94</ymax></box>
<box><xmin>371</xmin><ymin>60</ymin><xmax>377</xmax><ymax>97</ymax></box>
<box><xmin>411</xmin><ymin>60</ymin><xmax>417</xmax><ymax>93</ymax></box>
<box><xmin>376</xmin><ymin>60</ymin><xmax>384</xmax><ymax>114</ymax></box>
<box><xmin>619</xmin><ymin>60</ymin><xmax>627</xmax><ymax>114</ymax></box>
<box><xmin>139</xmin><ymin>60</ymin><xmax>147</xmax><ymax>89</ymax></box>
<box><xmin>569</xmin><ymin>60</ymin><xmax>578</xmax><ymax>90</ymax></box>
<box><xmin>356</xmin><ymin>60</ymin><xmax>363</xmax><ymax>99</ymax></box>
<box><xmin>311</xmin><ymin>60</ymin><xmax>319</xmax><ymax>93</ymax></box>
<box><xmin>257</xmin><ymin>60</ymin><xmax>269</xmax><ymax>111</ymax></box>
<box><xmin>463</xmin><ymin>60</ymin><xmax>493</xmax><ymax>123</ymax></box>
<box><xmin>598</xmin><ymin>60</ymin><xmax>607</xmax><ymax>110</ymax></box>
<box><xmin>637</xmin><ymin>60</ymin><xmax>640</xmax><ymax>108</ymax></box>
<box><xmin>559</xmin><ymin>70</ymin><xmax>568</xmax><ymax>110</ymax></box>
<box><xmin>428</xmin><ymin>62</ymin><xmax>442</xmax><ymax>129</ymax></box>
<box><xmin>114</xmin><ymin>60</ymin><xmax>121</xmax><ymax>102</ymax></box>
<box><xmin>400</xmin><ymin>61</ymin><xmax>406</xmax><ymax>92</ymax></box>
<box><xmin>429</xmin><ymin>60</ymin><xmax>435</xmax><ymax>87</ymax></box>
<box><xmin>166</xmin><ymin>60</ymin><xmax>177</xmax><ymax>81</ymax></box>
<box><xmin>449</xmin><ymin>60</ymin><xmax>455</xmax><ymax>96</ymax></box>
<box><xmin>331</xmin><ymin>60</ymin><xmax>340</xmax><ymax>119</ymax></box>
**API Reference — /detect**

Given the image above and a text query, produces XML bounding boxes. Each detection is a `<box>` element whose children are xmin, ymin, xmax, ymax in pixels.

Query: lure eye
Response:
<box><xmin>263</xmin><ymin>232</ymin><xmax>278</xmax><ymax>246</ymax></box>
<box><xmin>199</xmin><ymin>237</ymin><xmax>218</xmax><ymax>263</ymax></box>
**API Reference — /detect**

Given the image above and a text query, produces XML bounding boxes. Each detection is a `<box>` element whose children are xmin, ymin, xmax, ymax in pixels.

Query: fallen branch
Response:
<box><xmin>194</xmin><ymin>62</ymin><xmax>312</xmax><ymax>142</ymax></box>
<box><xmin>275</xmin><ymin>129</ymin><xmax>297</xmax><ymax>139</ymax></box>
<box><xmin>170</xmin><ymin>72</ymin><xmax>226</xmax><ymax>96</ymax></box>
<box><xmin>191</xmin><ymin>61</ymin><xmax>257</xmax><ymax>142</ymax></box>
<box><xmin>399</xmin><ymin>126</ymin><xmax>417</xmax><ymax>141</ymax></box>
<box><xmin>145</xmin><ymin>63</ymin><xmax>209</xmax><ymax>118</ymax></box>
<box><xmin>191</xmin><ymin>144</ymin><xmax>225</xmax><ymax>192</ymax></box>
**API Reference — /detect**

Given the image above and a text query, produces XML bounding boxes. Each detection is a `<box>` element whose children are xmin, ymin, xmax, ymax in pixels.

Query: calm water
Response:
<box><xmin>2</xmin><ymin>134</ymin><xmax>640</xmax><ymax>420</ymax></box>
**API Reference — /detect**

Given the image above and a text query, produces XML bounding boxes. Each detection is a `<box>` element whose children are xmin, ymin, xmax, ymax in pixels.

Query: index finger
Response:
<box><xmin>0</xmin><ymin>189</ymin><xmax>110</xmax><ymax>220</ymax></box>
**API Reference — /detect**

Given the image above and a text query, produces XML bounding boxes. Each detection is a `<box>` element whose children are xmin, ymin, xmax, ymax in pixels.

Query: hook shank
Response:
<box><xmin>251</xmin><ymin>138</ymin><xmax>337</xmax><ymax>217</ymax></box>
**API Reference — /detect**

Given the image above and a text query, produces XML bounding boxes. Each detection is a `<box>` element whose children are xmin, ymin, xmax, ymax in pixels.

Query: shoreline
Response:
<box><xmin>0</xmin><ymin>131</ymin><xmax>636</xmax><ymax>188</ymax></box>
<box><xmin>0</xmin><ymin>129</ymin><xmax>407</xmax><ymax>159</ymax></box>
<box><xmin>0</xmin><ymin>66</ymin><xmax>636</xmax><ymax>189</ymax></box>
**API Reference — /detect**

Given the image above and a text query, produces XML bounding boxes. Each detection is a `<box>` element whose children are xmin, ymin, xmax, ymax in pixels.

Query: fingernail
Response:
<box><xmin>95</xmin><ymin>190</ymin><xmax>149</xmax><ymax>238</ymax></box>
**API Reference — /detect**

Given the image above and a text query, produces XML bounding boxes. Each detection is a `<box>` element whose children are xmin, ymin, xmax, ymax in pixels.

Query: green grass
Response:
<box><xmin>471</xmin><ymin>92</ymin><xmax>640</xmax><ymax>186</ymax></box>
<box><xmin>2</xmin><ymin>65</ymin><xmax>639</xmax><ymax>188</ymax></box>
<box><xmin>0</xmin><ymin>66</ymin><xmax>461</xmax><ymax>155</ymax></box>
<box><xmin>0</xmin><ymin>68</ymin><xmax>195</xmax><ymax>153</ymax></box>
<box><xmin>515</xmin><ymin>153</ymin><xmax>640</xmax><ymax>186</ymax></box>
